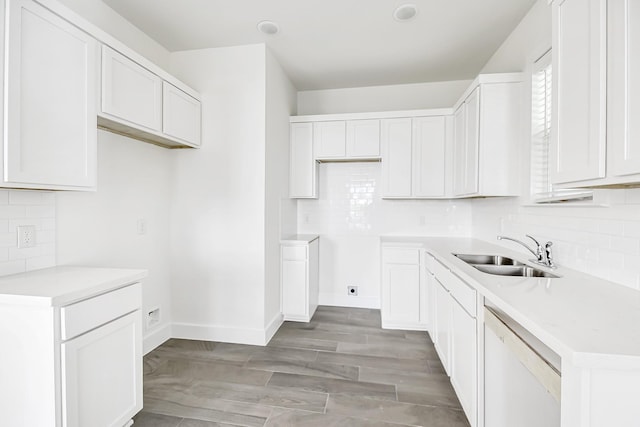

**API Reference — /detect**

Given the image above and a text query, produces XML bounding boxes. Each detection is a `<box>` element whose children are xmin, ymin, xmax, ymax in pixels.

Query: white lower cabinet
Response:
<box><xmin>433</xmin><ymin>277</ymin><xmax>452</xmax><ymax>374</ymax></box>
<box><xmin>281</xmin><ymin>237</ymin><xmax>319</xmax><ymax>322</ymax></box>
<box><xmin>0</xmin><ymin>275</ymin><xmax>143</xmax><ymax>427</ymax></box>
<box><xmin>62</xmin><ymin>311</ymin><xmax>142</xmax><ymax>426</ymax></box>
<box><xmin>381</xmin><ymin>246</ymin><xmax>427</xmax><ymax>330</ymax></box>
<box><xmin>451</xmin><ymin>298</ymin><xmax>477</xmax><ymax>426</ymax></box>
<box><xmin>430</xmin><ymin>257</ymin><xmax>478</xmax><ymax>427</ymax></box>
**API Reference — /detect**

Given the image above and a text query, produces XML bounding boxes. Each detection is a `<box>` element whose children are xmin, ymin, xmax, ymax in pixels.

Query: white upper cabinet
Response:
<box><xmin>313</xmin><ymin>121</ymin><xmax>346</xmax><ymax>159</ymax></box>
<box><xmin>413</xmin><ymin>116</ymin><xmax>448</xmax><ymax>198</ymax></box>
<box><xmin>381</xmin><ymin>115</ymin><xmax>449</xmax><ymax>199</ymax></box>
<box><xmin>163</xmin><ymin>81</ymin><xmax>202</xmax><ymax>147</ymax></box>
<box><xmin>606</xmin><ymin>0</ymin><xmax>640</xmax><ymax>181</ymax></box>
<box><xmin>452</xmin><ymin>75</ymin><xmax>522</xmax><ymax>198</ymax></box>
<box><xmin>550</xmin><ymin>0</ymin><xmax>607</xmax><ymax>185</ymax></box>
<box><xmin>289</xmin><ymin>123</ymin><xmax>316</xmax><ymax>198</ymax></box>
<box><xmin>313</xmin><ymin>120</ymin><xmax>380</xmax><ymax>160</ymax></box>
<box><xmin>381</xmin><ymin>118</ymin><xmax>413</xmax><ymax>198</ymax></box>
<box><xmin>453</xmin><ymin>88</ymin><xmax>480</xmax><ymax>196</ymax></box>
<box><xmin>101</xmin><ymin>46</ymin><xmax>162</xmax><ymax>132</ymax></box>
<box><xmin>3</xmin><ymin>0</ymin><xmax>98</xmax><ymax>190</ymax></box>
<box><xmin>98</xmin><ymin>44</ymin><xmax>202</xmax><ymax>149</ymax></box>
<box><xmin>346</xmin><ymin>119</ymin><xmax>380</xmax><ymax>158</ymax></box>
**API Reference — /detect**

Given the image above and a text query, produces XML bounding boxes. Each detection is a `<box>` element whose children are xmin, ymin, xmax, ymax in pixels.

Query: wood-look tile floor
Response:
<box><xmin>134</xmin><ymin>306</ymin><xmax>470</xmax><ymax>427</ymax></box>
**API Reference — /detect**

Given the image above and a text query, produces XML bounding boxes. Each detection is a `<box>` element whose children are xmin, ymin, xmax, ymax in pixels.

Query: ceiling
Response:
<box><xmin>102</xmin><ymin>0</ymin><xmax>537</xmax><ymax>90</ymax></box>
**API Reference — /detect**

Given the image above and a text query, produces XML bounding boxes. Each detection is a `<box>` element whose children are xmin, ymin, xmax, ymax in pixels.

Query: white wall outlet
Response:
<box><xmin>17</xmin><ymin>225</ymin><xmax>36</xmax><ymax>249</ymax></box>
<box><xmin>137</xmin><ymin>218</ymin><xmax>147</xmax><ymax>235</ymax></box>
<box><xmin>347</xmin><ymin>285</ymin><xmax>358</xmax><ymax>296</ymax></box>
<box><xmin>146</xmin><ymin>307</ymin><xmax>160</xmax><ymax>329</ymax></box>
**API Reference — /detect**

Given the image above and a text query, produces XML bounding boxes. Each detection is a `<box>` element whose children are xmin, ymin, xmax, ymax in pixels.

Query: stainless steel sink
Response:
<box><xmin>473</xmin><ymin>264</ymin><xmax>559</xmax><ymax>278</ymax></box>
<box><xmin>454</xmin><ymin>253</ymin><xmax>525</xmax><ymax>266</ymax></box>
<box><xmin>453</xmin><ymin>253</ymin><xmax>559</xmax><ymax>278</ymax></box>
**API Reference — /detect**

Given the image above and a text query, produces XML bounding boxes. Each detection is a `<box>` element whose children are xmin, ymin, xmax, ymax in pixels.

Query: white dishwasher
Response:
<box><xmin>484</xmin><ymin>305</ymin><xmax>561</xmax><ymax>427</ymax></box>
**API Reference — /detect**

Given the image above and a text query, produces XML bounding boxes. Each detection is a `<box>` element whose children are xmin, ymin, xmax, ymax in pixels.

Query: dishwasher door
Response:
<box><xmin>484</xmin><ymin>307</ymin><xmax>560</xmax><ymax>427</ymax></box>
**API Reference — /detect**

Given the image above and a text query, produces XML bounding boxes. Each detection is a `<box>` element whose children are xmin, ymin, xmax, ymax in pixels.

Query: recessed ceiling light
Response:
<box><xmin>257</xmin><ymin>20</ymin><xmax>280</xmax><ymax>35</ymax></box>
<box><xmin>393</xmin><ymin>4</ymin><xmax>418</xmax><ymax>22</ymax></box>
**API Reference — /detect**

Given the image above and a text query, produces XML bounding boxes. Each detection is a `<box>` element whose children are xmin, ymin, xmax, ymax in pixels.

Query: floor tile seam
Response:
<box><xmin>148</xmin><ymin>351</ymin><xmax>253</xmax><ymax>366</ymax></box>
<box><xmin>322</xmin><ymin>349</ymin><xmax>432</xmax><ymax>363</ymax></box>
<box><xmin>158</xmin><ymin>394</ymin><xmax>295</xmax><ymax>423</ymax></box>
<box><xmin>323</xmin><ymin>402</ymin><xmax>425</xmax><ymax>427</ymax></box>
<box><xmin>327</xmin><ymin>392</ymin><xmax>466</xmax><ymax>412</ymax></box>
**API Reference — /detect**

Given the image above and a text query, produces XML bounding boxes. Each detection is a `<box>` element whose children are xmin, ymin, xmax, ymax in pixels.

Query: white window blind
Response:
<box><xmin>530</xmin><ymin>50</ymin><xmax>592</xmax><ymax>203</ymax></box>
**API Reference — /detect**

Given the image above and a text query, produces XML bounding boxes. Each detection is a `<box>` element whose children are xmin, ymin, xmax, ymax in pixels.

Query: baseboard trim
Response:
<box><xmin>264</xmin><ymin>312</ymin><xmax>284</xmax><ymax>344</ymax></box>
<box><xmin>318</xmin><ymin>293</ymin><xmax>380</xmax><ymax>309</ymax></box>
<box><xmin>172</xmin><ymin>322</ymin><xmax>274</xmax><ymax>346</ymax></box>
<box><xmin>143</xmin><ymin>323</ymin><xmax>172</xmax><ymax>355</ymax></box>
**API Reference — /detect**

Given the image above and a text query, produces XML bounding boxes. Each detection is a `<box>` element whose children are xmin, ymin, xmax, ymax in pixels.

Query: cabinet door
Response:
<box><xmin>463</xmin><ymin>88</ymin><xmax>480</xmax><ymax>195</ymax></box>
<box><xmin>451</xmin><ymin>300</ymin><xmax>477</xmax><ymax>427</ymax></box>
<box><xmin>381</xmin><ymin>248</ymin><xmax>421</xmax><ymax>327</ymax></box>
<box><xmin>550</xmin><ymin>0</ymin><xmax>606</xmax><ymax>184</ymax></box>
<box><xmin>281</xmin><ymin>259</ymin><xmax>308</xmax><ymax>318</ymax></box>
<box><xmin>162</xmin><ymin>82</ymin><xmax>201</xmax><ymax>147</ymax></box>
<box><xmin>382</xmin><ymin>264</ymin><xmax>420</xmax><ymax>325</ymax></box>
<box><xmin>313</xmin><ymin>121</ymin><xmax>346</xmax><ymax>158</ymax></box>
<box><xmin>608</xmin><ymin>0</ymin><xmax>640</xmax><ymax>177</ymax></box>
<box><xmin>452</xmin><ymin>105</ymin><xmax>466</xmax><ymax>196</ymax></box>
<box><xmin>62</xmin><ymin>311</ymin><xmax>142</xmax><ymax>427</ymax></box>
<box><xmin>101</xmin><ymin>46</ymin><xmax>162</xmax><ymax>132</ymax></box>
<box><xmin>4</xmin><ymin>0</ymin><xmax>98</xmax><ymax>189</ymax></box>
<box><xmin>434</xmin><ymin>279</ymin><xmax>451</xmax><ymax>374</ymax></box>
<box><xmin>413</xmin><ymin>116</ymin><xmax>447</xmax><ymax>197</ymax></box>
<box><xmin>289</xmin><ymin>123</ymin><xmax>317</xmax><ymax>198</ymax></box>
<box><xmin>381</xmin><ymin>118</ymin><xmax>412</xmax><ymax>198</ymax></box>
<box><xmin>346</xmin><ymin>119</ymin><xmax>380</xmax><ymax>157</ymax></box>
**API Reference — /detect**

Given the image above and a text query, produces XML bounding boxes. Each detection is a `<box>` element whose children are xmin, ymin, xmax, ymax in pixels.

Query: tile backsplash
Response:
<box><xmin>297</xmin><ymin>162</ymin><xmax>472</xmax><ymax>307</ymax></box>
<box><xmin>472</xmin><ymin>190</ymin><xmax>640</xmax><ymax>291</ymax></box>
<box><xmin>0</xmin><ymin>190</ymin><xmax>56</xmax><ymax>276</ymax></box>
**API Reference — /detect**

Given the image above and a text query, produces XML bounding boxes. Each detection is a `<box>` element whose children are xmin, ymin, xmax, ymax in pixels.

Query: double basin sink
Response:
<box><xmin>454</xmin><ymin>254</ymin><xmax>559</xmax><ymax>278</ymax></box>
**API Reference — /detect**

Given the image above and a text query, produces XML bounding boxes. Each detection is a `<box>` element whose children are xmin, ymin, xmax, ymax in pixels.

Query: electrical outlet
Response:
<box><xmin>17</xmin><ymin>225</ymin><xmax>36</xmax><ymax>249</ymax></box>
<box><xmin>347</xmin><ymin>285</ymin><xmax>358</xmax><ymax>296</ymax></box>
<box><xmin>146</xmin><ymin>307</ymin><xmax>160</xmax><ymax>329</ymax></box>
<box><xmin>137</xmin><ymin>219</ymin><xmax>147</xmax><ymax>235</ymax></box>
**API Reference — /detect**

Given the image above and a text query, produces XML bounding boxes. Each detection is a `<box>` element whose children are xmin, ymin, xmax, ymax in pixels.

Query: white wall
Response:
<box><xmin>472</xmin><ymin>0</ymin><xmax>640</xmax><ymax>291</ymax></box>
<box><xmin>297</xmin><ymin>80</ymin><xmax>472</xmax><ymax>115</ymax></box>
<box><xmin>57</xmin><ymin>0</ymin><xmax>170</xmax><ymax>68</ymax></box>
<box><xmin>298</xmin><ymin>163</ymin><xmax>472</xmax><ymax>308</ymax></box>
<box><xmin>168</xmin><ymin>44</ymin><xmax>270</xmax><ymax>344</ymax></box>
<box><xmin>265</xmin><ymin>49</ymin><xmax>297</xmax><ymax>333</ymax></box>
<box><xmin>57</xmin><ymin>132</ymin><xmax>173</xmax><ymax>353</ymax></box>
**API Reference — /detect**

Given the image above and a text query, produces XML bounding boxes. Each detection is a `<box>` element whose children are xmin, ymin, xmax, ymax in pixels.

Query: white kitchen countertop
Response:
<box><xmin>382</xmin><ymin>236</ymin><xmax>640</xmax><ymax>368</ymax></box>
<box><xmin>0</xmin><ymin>266</ymin><xmax>148</xmax><ymax>307</ymax></box>
<box><xmin>280</xmin><ymin>234</ymin><xmax>319</xmax><ymax>244</ymax></box>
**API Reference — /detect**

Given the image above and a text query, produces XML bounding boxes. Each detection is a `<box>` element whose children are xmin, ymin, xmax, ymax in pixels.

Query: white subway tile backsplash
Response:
<box><xmin>473</xmin><ymin>193</ymin><xmax>640</xmax><ymax>291</ymax></box>
<box><xmin>0</xmin><ymin>260</ymin><xmax>26</xmax><ymax>276</ymax></box>
<box><xmin>9</xmin><ymin>190</ymin><xmax>46</xmax><ymax>205</ymax></box>
<box><xmin>298</xmin><ymin>162</ymin><xmax>472</xmax><ymax>305</ymax></box>
<box><xmin>0</xmin><ymin>190</ymin><xmax>55</xmax><ymax>276</ymax></box>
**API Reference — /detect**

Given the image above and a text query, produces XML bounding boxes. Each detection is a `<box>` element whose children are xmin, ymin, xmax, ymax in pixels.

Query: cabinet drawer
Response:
<box><xmin>61</xmin><ymin>283</ymin><xmax>142</xmax><ymax>340</ymax></box>
<box><xmin>446</xmin><ymin>271</ymin><xmax>476</xmax><ymax>317</ymax></box>
<box><xmin>432</xmin><ymin>259</ymin><xmax>452</xmax><ymax>290</ymax></box>
<box><xmin>282</xmin><ymin>245</ymin><xmax>307</xmax><ymax>261</ymax></box>
<box><xmin>425</xmin><ymin>252</ymin><xmax>436</xmax><ymax>274</ymax></box>
<box><xmin>382</xmin><ymin>248</ymin><xmax>420</xmax><ymax>264</ymax></box>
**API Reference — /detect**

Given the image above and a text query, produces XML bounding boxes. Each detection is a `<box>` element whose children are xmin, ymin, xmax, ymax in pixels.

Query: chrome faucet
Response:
<box><xmin>497</xmin><ymin>234</ymin><xmax>556</xmax><ymax>269</ymax></box>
